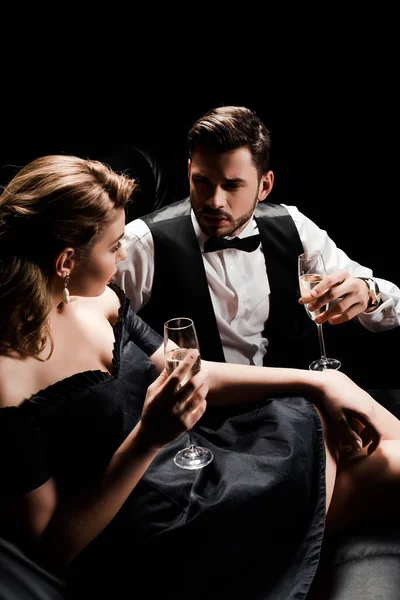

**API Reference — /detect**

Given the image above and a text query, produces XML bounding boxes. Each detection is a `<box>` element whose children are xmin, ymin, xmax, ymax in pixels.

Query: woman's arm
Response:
<box><xmin>153</xmin><ymin>342</ymin><xmax>326</xmax><ymax>402</ymax></box>
<box><xmin>156</xmin><ymin>342</ymin><xmax>376</xmax><ymax>411</ymax></box>
<box><xmin>153</xmin><ymin>343</ymin><xmax>382</xmax><ymax>454</ymax></box>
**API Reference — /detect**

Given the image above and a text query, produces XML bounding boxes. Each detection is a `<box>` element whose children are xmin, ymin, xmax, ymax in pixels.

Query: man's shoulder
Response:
<box><xmin>124</xmin><ymin>197</ymin><xmax>191</xmax><ymax>240</ymax></box>
<box><xmin>255</xmin><ymin>201</ymin><xmax>291</xmax><ymax>218</ymax></box>
<box><xmin>124</xmin><ymin>217</ymin><xmax>151</xmax><ymax>240</ymax></box>
<box><xmin>141</xmin><ymin>197</ymin><xmax>191</xmax><ymax>225</ymax></box>
<box><xmin>255</xmin><ymin>203</ymin><xmax>303</xmax><ymax>252</ymax></box>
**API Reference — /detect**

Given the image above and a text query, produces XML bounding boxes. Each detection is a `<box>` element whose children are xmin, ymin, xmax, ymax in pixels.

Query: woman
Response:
<box><xmin>0</xmin><ymin>155</ymin><xmax>399</xmax><ymax>600</ymax></box>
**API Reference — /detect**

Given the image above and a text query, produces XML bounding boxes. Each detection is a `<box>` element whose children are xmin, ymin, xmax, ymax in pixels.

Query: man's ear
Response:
<box><xmin>257</xmin><ymin>170</ymin><xmax>274</xmax><ymax>202</ymax></box>
<box><xmin>187</xmin><ymin>158</ymin><xmax>191</xmax><ymax>179</ymax></box>
<box><xmin>54</xmin><ymin>248</ymin><xmax>75</xmax><ymax>277</ymax></box>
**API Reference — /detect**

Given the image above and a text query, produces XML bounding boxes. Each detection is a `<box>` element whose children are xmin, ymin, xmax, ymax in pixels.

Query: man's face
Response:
<box><xmin>188</xmin><ymin>146</ymin><xmax>273</xmax><ymax>238</ymax></box>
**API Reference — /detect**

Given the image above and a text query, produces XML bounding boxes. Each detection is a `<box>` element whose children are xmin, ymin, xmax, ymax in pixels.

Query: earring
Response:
<box><xmin>62</xmin><ymin>273</ymin><xmax>71</xmax><ymax>304</ymax></box>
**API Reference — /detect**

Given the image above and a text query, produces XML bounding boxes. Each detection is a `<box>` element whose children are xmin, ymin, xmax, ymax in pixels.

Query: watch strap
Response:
<box><xmin>357</xmin><ymin>277</ymin><xmax>381</xmax><ymax>312</ymax></box>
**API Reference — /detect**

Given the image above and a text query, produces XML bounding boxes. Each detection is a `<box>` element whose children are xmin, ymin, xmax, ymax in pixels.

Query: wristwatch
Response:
<box><xmin>357</xmin><ymin>277</ymin><xmax>381</xmax><ymax>312</ymax></box>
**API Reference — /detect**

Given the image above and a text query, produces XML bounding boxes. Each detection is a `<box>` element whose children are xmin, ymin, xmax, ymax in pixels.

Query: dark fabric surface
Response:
<box><xmin>0</xmin><ymin>537</ymin><xmax>65</xmax><ymax>600</ymax></box>
<box><xmin>67</xmin><ymin>395</ymin><xmax>326</xmax><ymax>600</ymax></box>
<box><xmin>309</xmin><ymin>527</ymin><xmax>400</xmax><ymax>600</ymax></box>
<box><xmin>0</xmin><ymin>285</ymin><xmax>327</xmax><ymax>600</ymax></box>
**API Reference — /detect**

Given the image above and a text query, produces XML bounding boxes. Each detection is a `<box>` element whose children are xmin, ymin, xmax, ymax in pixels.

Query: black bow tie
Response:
<box><xmin>203</xmin><ymin>234</ymin><xmax>261</xmax><ymax>253</ymax></box>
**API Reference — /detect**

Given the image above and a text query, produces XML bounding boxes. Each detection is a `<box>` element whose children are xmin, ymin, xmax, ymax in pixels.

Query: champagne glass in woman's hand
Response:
<box><xmin>298</xmin><ymin>252</ymin><xmax>341</xmax><ymax>371</ymax></box>
<box><xmin>164</xmin><ymin>317</ymin><xmax>214</xmax><ymax>470</ymax></box>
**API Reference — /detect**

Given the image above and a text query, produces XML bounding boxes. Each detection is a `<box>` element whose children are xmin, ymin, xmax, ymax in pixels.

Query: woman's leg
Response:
<box><xmin>325</xmin><ymin>399</ymin><xmax>400</xmax><ymax>532</ymax></box>
<box><xmin>313</xmin><ymin>405</ymin><xmax>340</xmax><ymax>513</ymax></box>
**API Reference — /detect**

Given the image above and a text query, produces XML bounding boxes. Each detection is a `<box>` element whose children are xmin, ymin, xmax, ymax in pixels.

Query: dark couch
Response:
<box><xmin>309</xmin><ymin>525</ymin><xmax>400</xmax><ymax>600</ymax></box>
<box><xmin>0</xmin><ymin>537</ymin><xmax>65</xmax><ymax>600</ymax></box>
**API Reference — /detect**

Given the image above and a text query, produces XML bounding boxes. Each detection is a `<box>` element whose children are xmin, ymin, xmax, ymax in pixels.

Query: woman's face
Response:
<box><xmin>69</xmin><ymin>208</ymin><xmax>127</xmax><ymax>297</ymax></box>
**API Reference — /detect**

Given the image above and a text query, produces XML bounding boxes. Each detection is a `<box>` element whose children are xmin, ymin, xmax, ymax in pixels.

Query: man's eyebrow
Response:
<box><xmin>224</xmin><ymin>177</ymin><xmax>244</xmax><ymax>183</ymax></box>
<box><xmin>192</xmin><ymin>174</ymin><xmax>245</xmax><ymax>183</ymax></box>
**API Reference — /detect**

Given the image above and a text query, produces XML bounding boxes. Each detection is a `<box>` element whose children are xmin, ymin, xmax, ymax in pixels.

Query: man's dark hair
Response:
<box><xmin>187</xmin><ymin>106</ymin><xmax>272</xmax><ymax>178</ymax></box>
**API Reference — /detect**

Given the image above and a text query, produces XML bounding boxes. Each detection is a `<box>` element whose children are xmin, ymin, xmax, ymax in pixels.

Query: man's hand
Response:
<box><xmin>299</xmin><ymin>269</ymin><xmax>372</xmax><ymax>325</ymax></box>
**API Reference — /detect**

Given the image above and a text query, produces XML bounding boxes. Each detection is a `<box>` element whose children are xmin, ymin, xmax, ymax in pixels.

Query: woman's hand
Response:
<box><xmin>315</xmin><ymin>369</ymin><xmax>382</xmax><ymax>455</ymax></box>
<box><xmin>138</xmin><ymin>350</ymin><xmax>209</xmax><ymax>449</ymax></box>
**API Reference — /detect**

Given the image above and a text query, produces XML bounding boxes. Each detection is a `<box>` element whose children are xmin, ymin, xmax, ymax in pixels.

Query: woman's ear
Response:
<box><xmin>54</xmin><ymin>248</ymin><xmax>75</xmax><ymax>277</ymax></box>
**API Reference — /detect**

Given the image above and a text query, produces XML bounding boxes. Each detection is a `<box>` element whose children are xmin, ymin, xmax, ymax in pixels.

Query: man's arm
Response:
<box><xmin>113</xmin><ymin>219</ymin><xmax>155</xmax><ymax>312</ymax></box>
<box><xmin>285</xmin><ymin>204</ymin><xmax>400</xmax><ymax>330</ymax></box>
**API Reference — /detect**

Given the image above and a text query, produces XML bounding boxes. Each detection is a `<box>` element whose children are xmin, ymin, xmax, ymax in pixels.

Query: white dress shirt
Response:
<box><xmin>114</xmin><ymin>204</ymin><xmax>400</xmax><ymax>366</ymax></box>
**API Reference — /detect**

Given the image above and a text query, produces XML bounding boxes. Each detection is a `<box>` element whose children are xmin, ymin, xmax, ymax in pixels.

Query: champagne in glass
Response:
<box><xmin>300</xmin><ymin>274</ymin><xmax>327</xmax><ymax>320</ymax></box>
<box><xmin>298</xmin><ymin>252</ymin><xmax>341</xmax><ymax>371</ymax></box>
<box><xmin>164</xmin><ymin>317</ymin><xmax>213</xmax><ymax>470</ymax></box>
<box><xmin>165</xmin><ymin>347</ymin><xmax>201</xmax><ymax>378</ymax></box>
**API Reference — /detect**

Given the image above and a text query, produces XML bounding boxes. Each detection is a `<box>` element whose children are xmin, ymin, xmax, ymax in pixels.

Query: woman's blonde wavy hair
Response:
<box><xmin>0</xmin><ymin>155</ymin><xmax>136</xmax><ymax>359</ymax></box>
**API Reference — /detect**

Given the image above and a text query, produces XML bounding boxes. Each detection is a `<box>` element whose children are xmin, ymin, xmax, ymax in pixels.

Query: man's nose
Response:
<box><xmin>206</xmin><ymin>187</ymin><xmax>226</xmax><ymax>209</ymax></box>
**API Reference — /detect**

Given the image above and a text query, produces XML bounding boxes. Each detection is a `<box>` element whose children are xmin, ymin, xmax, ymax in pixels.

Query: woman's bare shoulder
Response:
<box><xmin>102</xmin><ymin>285</ymin><xmax>122</xmax><ymax>325</ymax></box>
<box><xmin>76</xmin><ymin>285</ymin><xmax>121</xmax><ymax>326</ymax></box>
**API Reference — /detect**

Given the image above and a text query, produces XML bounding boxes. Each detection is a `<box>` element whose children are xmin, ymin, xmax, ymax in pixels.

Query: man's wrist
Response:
<box><xmin>357</xmin><ymin>277</ymin><xmax>381</xmax><ymax>312</ymax></box>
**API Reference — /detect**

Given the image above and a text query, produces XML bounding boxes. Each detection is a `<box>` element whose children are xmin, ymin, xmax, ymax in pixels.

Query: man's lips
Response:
<box><xmin>201</xmin><ymin>214</ymin><xmax>230</xmax><ymax>224</ymax></box>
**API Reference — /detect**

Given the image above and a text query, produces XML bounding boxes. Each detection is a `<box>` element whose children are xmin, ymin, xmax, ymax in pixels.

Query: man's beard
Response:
<box><xmin>191</xmin><ymin>194</ymin><xmax>259</xmax><ymax>238</ymax></box>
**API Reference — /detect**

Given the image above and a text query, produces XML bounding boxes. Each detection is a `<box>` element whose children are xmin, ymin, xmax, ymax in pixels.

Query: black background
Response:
<box><xmin>0</xmin><ymin>94</ymin><xmax>397</xmax><ymax>284</ymax></box>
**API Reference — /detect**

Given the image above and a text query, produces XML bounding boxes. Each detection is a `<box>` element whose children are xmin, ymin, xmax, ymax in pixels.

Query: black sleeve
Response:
<box><xmin>124</xmin><ymin>307</ymin><xmax>163</xmax><ymax>356</ymax></box>
<box><xmin>108</xmin><ymin>281</ymin><xmax>163</xmax><ymax>357</ymax></box>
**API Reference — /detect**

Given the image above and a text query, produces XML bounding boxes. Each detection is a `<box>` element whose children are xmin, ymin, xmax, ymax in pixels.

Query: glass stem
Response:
<box><xmin>187</xmin><ymin>429</ymin><xmax>202</xmax><ymax>456</ymax></box>
<box><xmin>188</xmin><ymin>428</ymin><xmax>195</xmax><ymax>448</ymax></box>
<box><xmin>316</xmin><ymin>323</ymin><xmax>328</xmax><ymax>362</ymax></box>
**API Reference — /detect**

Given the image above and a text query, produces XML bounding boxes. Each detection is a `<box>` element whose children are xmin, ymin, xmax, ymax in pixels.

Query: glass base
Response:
<box><xmin>309</xmin><ymin>357</ymin><xmax>341</xmax><ymax>371</ymax></box>
<box><xmin>173</xmin><ymin>445</ymin><xmax>214</xmax><ymax>470</ymax></box>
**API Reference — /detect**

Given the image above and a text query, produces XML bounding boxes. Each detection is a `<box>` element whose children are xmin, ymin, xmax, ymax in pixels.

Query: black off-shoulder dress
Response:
<box><xmin>0</xmin><ymin>285</ymin><xmax>326</xmax><ymax>600</ymax></box>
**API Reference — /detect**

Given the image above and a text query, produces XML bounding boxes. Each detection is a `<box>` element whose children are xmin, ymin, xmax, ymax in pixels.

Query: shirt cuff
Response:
<box><xmin>357</xmin><ymin>295</ymin><xmax>400</xmax><ymax>331</ymax></box>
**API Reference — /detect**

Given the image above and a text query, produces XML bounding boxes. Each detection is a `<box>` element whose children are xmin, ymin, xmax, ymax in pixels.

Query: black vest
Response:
<box><xmin>139</xmin><ymin>198</ymin><xmax>315</xmax><ymax>368</ymax></box>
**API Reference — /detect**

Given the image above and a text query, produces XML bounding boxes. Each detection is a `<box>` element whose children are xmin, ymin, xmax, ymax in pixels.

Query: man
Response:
<box><xmin>114</xmin><ymin>106</ymin><xmax>400</xmax><ymax>379</ymax></box>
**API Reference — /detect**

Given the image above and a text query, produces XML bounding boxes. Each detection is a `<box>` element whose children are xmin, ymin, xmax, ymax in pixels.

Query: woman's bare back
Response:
<box><xmin>0</xmin><ymin>286</ymin><xmax>120</xmax><ymax>408</ymax></box>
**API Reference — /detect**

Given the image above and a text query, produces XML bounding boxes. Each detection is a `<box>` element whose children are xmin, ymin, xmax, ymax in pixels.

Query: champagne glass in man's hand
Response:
<box><xmin>298</xmin><ymin>252</ymin><xmax>341</xmax><ymax>371</ymax></box>
<box><xmin>164</xmin><ymin>317</ymin><xmax>214</xmax><ymax>470</ymax></box>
